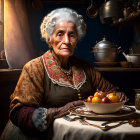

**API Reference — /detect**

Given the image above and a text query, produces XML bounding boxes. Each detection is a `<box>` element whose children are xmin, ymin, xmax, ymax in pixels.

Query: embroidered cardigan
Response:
<box><xmin>10</xmin><ymin>50</ymin><xmax>119</xmax><ymax>116</ymax></box>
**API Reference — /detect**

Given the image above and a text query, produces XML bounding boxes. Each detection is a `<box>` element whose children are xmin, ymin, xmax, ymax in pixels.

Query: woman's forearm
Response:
<box><xmin>10</xmin><ymin>106</ymin><xmax>48</xmax><ymax>132</ymax></box>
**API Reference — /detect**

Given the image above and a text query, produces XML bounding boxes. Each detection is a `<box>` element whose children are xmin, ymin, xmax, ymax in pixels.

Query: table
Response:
<box><xmin>50</xmin><ymin>106</ymin><xmax>140</xmax><ymax>140</ymax></box>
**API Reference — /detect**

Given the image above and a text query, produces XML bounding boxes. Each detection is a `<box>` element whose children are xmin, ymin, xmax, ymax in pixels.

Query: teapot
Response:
<box><xmin>121</xmin><ymin>50</ymin><xmax>140</xmax><ymax>67</ymax></box>
<box><xmin>92</xmin><ymin>36</ymin><xmax>120</xmax><ymax>62</ymax></box>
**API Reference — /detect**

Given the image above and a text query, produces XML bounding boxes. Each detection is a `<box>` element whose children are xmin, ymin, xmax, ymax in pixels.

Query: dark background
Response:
<box><xmin>26</xmin><ymin>0</ymin><xmax>134</xmax><ymax>65</ymax></box>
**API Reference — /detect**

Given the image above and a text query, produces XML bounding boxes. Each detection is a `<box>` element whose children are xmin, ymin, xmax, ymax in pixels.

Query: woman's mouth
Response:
<box><xmin>60</xmin><ymin>48</ymin><xmax>71</xmax><ymax>51</ymax></box>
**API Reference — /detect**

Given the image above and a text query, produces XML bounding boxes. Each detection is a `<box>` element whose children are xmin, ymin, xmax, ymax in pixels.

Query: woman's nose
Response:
<box><xmin>63</xmin><ymin>34</ymin><xmax>70</xmax><ymax>44</ymax></box>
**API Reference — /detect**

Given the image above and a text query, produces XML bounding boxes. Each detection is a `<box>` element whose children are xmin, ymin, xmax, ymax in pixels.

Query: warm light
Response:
<box><xmin>4</xmin><ymin>0</ymin><xmax>35</xmax><ymax>68</ymax></box>
<box><xmin>105</xmin><ymin>3</ymin><xmax>110</xmax><ymax>12</ymax></box>
<box><xmin>0</xmin><ymin>0</ymin><xmax>4</xmax><ymax>51</ymax></box>
<box><xmin>4</xmin><ymin>0</ymin><xmax>9</xmax><ymax>43</ymax></box>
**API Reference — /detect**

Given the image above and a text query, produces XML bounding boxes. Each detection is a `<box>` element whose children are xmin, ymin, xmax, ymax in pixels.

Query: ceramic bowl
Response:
<box><xmin>84</xmin><ymin>101</ymin><xmax>125</xmax><ymax>114</ymax></box>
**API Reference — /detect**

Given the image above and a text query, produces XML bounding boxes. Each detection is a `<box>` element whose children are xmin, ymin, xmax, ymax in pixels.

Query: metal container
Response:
<box><xmin>92</xmin><ymin>36</ymin><xmax>119</xmax><ymax>62</ymax></box>
<box><xmin>99</xmin><ymin>0</ymin><xmax>124</xmax><ymax>24</ymax></box>
<box><xmin>135</xmin><ymin>93</ymin><xmax>140</xmax><ymax>110</ymax></box>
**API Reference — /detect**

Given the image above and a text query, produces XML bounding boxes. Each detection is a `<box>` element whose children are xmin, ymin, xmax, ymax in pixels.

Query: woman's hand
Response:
<box><xmin>54</xmin><ymin>100</ymin><xmax>84</xmax><ymax>118</ymax></box>
<box><xmin>46</xmin><ymin>100</ymin><xmax>84</xmax><ymax>126</ymax></box>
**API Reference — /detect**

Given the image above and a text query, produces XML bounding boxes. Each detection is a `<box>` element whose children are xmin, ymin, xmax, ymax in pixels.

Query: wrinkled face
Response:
<box><xmin>50</xmin><ymin>21</ymin><xmax>78</xmax><ymax>58</ymax></box>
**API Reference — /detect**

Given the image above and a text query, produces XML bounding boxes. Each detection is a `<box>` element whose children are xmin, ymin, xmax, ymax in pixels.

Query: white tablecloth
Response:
<box><xmin>50</xmin><ymin>107</ymin><xmax>140</xmax><ymax>140</ymax></box>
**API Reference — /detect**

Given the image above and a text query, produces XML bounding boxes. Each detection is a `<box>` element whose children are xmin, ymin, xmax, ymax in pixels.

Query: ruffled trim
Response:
<box><xmin>42</xmin><ymin>50</ymin><xmax>86</xmax><ymax>90</ymax></box>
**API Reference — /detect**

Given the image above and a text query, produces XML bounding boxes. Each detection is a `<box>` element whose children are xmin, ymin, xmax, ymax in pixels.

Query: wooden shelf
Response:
<box><xmin>0</xmin><ymin>69</ymin><xmax>22</xmax><ymax>82</ymax></box>
<box><xmin>95</xmin><ymin>67</ymin><xmax>140</xmax><ymax>72</ymax></box>
<box><xmin>0</xmin><ymin>68</ymin><xmax>139</xmax><ymax>81</ymax></box>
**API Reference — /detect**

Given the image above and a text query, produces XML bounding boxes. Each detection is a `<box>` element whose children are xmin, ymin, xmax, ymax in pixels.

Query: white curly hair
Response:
<box><xmin>40</xmin><ymin>8</ymin><xmax>86</xmax><ymax>43</ymax></box>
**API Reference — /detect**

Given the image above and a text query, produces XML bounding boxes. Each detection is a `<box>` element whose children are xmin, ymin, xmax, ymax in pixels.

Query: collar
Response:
<box><xmin>42</xmin><ymin>50</ymin><xmax>86</xmax><ymax>90</ymax></box>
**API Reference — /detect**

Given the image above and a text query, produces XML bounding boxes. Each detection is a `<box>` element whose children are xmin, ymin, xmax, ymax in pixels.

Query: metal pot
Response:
<box><xmin>99</xmin><ymin>0</ymin><xmax>124</xmax><ymax>24</ymax></box>
<box><xmin>92</xmin><ymin>36</ymin><xmax>120</xmax><ymax>62</ymax></box>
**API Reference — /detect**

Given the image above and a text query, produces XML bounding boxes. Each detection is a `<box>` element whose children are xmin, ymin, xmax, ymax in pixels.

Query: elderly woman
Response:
<box><xmin>1</xmin><ymin>8</ymin><xmax>128</xmax><ymax>140</ymax></box>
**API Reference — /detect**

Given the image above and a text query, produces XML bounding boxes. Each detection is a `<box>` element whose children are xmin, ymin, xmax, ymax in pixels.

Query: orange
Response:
<box><xmin>107</xmin><ymin>93</ymin><xmax>119</xmax><ymax>103</ymax></box>
<box><xmin>94</xmin><ymin>91</ymin><xmax>98</xmax><ymax>97</ymax></box>
<box><xmin>92</xmin><ymin>97</ymin><xmax>101</xmax><ymax>103</ymax></box>
<box><xmin>94</xmin><ymin>91</ymin><xmax>105</xmax><ymax>99</ymax></box>
<box><xmin>98</xmin><ymin>91</ymin><xmax>105</xmax><ymax>99</ymax></box>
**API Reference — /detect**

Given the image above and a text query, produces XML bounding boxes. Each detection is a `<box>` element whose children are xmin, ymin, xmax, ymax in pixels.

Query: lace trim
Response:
<box><xmin>42</xmin><ymin>52</ymin><xmax>86</xmax><ymax>90</ymax></box>
<box><xmin>32</xmin><ymin>107</ymin><xmax>48</xmax><ymax>132</ymax></box>
<box><xmin>74</xmin><ymin>71</ymin><xmax>86</xmax><ymax>90</ymax></box>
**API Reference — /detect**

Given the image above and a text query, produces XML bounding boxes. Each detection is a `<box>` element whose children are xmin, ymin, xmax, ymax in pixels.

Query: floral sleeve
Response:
<box><xmin>10</xmin><ymin>57</ymin><xmax>45</xmax><ymax>116</ymax></box>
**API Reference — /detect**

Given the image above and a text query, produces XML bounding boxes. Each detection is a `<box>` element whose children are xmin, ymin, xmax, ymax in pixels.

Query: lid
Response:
<box><xmin>94</xmin><ymin>36</ymin><xmax>116</xmax><ymax>49</ymax></box>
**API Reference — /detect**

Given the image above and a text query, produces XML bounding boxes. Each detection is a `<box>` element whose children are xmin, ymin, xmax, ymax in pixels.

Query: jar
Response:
<box><xmin>135</xmin><ymin>93</ymin><xmax>140</xmax><ymax>110</ymax></box>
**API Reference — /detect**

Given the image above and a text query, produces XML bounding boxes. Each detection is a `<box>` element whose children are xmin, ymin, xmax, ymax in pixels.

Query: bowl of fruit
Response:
<box><xmin>84</xmin><ymin>90</ymin><xmax>125</xmax><ymax>114</ymax></box>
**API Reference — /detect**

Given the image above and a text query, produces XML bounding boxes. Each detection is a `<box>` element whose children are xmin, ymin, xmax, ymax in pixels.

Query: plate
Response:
<box><xmin>69</xmin><ymin>105</ymin><xmax>136</xmax><ymax>121</ymax></box>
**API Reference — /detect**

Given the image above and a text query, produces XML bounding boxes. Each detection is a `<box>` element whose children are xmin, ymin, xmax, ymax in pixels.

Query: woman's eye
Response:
<box><xmin>70</xmin><ymin>33</ymin><xmax>77</xmax><ymax>39</ymax></box>
<box><xmin>71</xmin><ymin>34</ymin><xmax>75</xmax><ymax>37</ymax></box>
<box><xmin>57</xmin><ymin>32</ymin><xmax>63</xmax><ymax>36</ymax></box>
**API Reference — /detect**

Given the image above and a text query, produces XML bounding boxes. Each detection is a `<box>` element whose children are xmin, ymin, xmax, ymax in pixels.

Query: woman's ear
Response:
<box><xmin>46</xmin><ymin>37</ymin><xmax>51</xmax><ymax>45</ymax></box>
<box><xmin>47</xmin><ymin>39</ymin><xmax>52</xmax><ymax>48</ymax></box>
